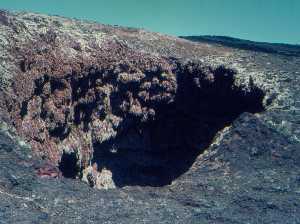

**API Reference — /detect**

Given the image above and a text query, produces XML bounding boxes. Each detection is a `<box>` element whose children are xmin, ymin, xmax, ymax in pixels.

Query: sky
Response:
<box><xmin>0</xmin><ymin>0</ymin><xmax>299</xmax><ymax>44</ymax></box>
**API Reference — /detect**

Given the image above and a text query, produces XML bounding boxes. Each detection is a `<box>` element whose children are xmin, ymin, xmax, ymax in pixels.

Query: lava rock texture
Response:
<box><xmin>0</xmin><ymin>10</ymin><xmax>299</xmax><ymax>223</ymax></box>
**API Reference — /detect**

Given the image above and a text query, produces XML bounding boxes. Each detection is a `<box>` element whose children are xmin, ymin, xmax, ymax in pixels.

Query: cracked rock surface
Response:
<box><xmin>0</xmin><ymin>10</ymin><xmax>300</xmax><ymax>223</ymax></box>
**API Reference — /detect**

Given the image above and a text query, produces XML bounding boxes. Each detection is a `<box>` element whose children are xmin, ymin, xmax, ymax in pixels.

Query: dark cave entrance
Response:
<box><xmin>92</xmin><ymin>66</ymin><xmax>266</xmax><ymax>188</ymax></box>
<box><xmin>59</xmin><ymin>151</ymin><xmax>80</xmax><ymax>179</ymax></box>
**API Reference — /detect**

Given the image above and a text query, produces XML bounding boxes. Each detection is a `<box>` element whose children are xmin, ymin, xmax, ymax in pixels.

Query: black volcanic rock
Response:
<box><xmin>181</xmin><ymin>35</ymin><xmax>300</xmax><ymax>57</ymax></box>
<box><xmin>0</xmin><ymin>10</ymin><xmax>299</xmax><ymax>223</ymax></box>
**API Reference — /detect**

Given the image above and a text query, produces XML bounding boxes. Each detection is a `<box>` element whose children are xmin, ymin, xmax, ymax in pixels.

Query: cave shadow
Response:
<box><xmin>59</xmin><ymin>151</ymin><xmax>80</xmax><ymax>178</ymax></box>
<box><xmin>92</xmin><ymin>66</ymin><xmax>265</xmax><ymax>188</ymax></box>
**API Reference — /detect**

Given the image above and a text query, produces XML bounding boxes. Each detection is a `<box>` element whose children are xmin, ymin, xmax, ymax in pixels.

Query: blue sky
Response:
<box><xmin>0</xmin><ymin>0</ymin><xmax>299</xmax><ymax>44</ymax></box>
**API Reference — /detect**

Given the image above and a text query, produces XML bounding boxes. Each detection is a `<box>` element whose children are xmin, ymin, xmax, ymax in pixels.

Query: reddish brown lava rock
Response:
<box><xmin>1</xmin><ymin>27</ymin><xmax>265</xmax><ymax>184</ymax></box>
<box><xmin>36</xmin><ymin>163</ymin><xmax>62</xmax><ymax>178</ymax></box>
<box><xmin>2</xmin><ymin>30</ymin><xmax>178</xmax><ymax>175</ymax></box>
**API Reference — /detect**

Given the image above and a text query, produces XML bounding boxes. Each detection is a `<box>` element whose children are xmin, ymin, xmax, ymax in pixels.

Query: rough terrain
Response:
<box><xmin>0</xmin><ymin>10</ymin><xmax>299</xmax><ymax>223</ymax></box>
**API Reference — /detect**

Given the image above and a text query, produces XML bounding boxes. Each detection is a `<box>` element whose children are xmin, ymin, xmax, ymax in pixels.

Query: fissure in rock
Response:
<box><xmin>14</xmin><ymin>61</ymin><xmax>265</xmax><ymax>188</ymax></box>
<box><xmin>90</xmin><ymin>66</ymin><xmax>265</xmax><ymax>188</ymax></box>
